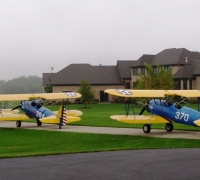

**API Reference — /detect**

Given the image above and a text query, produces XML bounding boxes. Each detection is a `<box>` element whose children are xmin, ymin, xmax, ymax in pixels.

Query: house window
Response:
<box><xmin>126</xmin><ymin>82</ymin><xmax>130</xmax><ymax>89</ymax></box>
<box><xmin>153</xmin><ymin>67</ymin><xmax>158</xmax><ymax>74</ymax></box>
<box><xmin>141</xmin><ymin>67</ymin><xmax>145</xmax><ymax>75</ymax></box>
<box><xmin>174</xmin><ymin>80</ymin><xmax>181</xmax><ymax>89</ymax></box>
<box><xmin>133</xmin><ymin>68</ymin><xmax>138</xmax><ymax>75</ymax></box>
<box><xmin>183</xmin><ymin>80</ymin><xmax>187</xmax><ymax>90</ymax></box>
<box><xmin>165</xmin><ymin>66</ymin><xmax>169</xmax><ymax>71</ymax></box>
<box><xmin>133</xmin><ymin>82</ymin><xmax>136</xmax><ymax>88</ymax></box>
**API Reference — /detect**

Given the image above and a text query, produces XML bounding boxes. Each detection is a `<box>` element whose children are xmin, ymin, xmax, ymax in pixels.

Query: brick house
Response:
<box><xmin>43</xmin><ymin>48</ymin><xmax>200</xmax><ymax>102</ymax></box>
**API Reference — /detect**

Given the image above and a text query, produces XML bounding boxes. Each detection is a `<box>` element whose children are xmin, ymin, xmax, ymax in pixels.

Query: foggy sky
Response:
<box><xmin>0</xmin><ymin>0</ymin><xmax>200</xmax><ymax>80</ymax></box>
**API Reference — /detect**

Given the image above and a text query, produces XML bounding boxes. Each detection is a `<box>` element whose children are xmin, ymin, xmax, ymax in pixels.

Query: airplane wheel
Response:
<box><xmin>165</xmin><ymin>123</ymin><xmax>173</xmax><ymax>132</ymax></box>
<box><xmin>37</xmin><ymin>121</ymin><xmax>42</xmax><ymax>126</ymax></box>
<box><xmin>16</xmin><ymin>120</ymin><xmax>21</xmax><ymax>127</ymax></box>
<box><xmin>143</xmin><ymin>124</ymin><xmax>151</xmax><ymax>133</ymax></box>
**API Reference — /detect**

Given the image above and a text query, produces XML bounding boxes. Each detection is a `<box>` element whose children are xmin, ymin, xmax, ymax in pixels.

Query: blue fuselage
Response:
<box><xmin>148</xmin><ymin>99</ymin><xmax>200</xmax><ymax>126</ymax></box>
<box><xmin>21</xmin><ymin>101</ymin><xmax>55</xmax><ymax>120</ymax></box>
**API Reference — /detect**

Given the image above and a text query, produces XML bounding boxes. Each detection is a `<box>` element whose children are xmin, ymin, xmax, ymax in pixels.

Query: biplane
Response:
<box><xmin>0</xmin><ymin>92</ymin><xmax>82</xmax><ymax>129</ymax></box>
<box><xmin>104</xmin><ymin>89</ymin><xmax>200</xmax><ymax>133</ymax></box>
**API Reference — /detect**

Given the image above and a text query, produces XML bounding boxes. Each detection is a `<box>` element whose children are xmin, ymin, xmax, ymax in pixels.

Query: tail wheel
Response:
<box><xmin>165</xmin><ymin>123</ymin><xmax>173</xmax><ymax>132</ymax></box>
<box><xmin>143</xmin><ymin>124</ymin><xmax>151</xmax><ymax>133</ymax></box>
<box><xmin>16</xmin><ymin>120</ymin><xmax>21</xmax><ymax>127</ymax></box>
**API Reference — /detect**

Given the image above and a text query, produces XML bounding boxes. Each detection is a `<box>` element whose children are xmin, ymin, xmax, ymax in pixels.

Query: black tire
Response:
<box><xmin>37</xmin><ymin>121</ymin><xmax>42</xmax><ymax>126</ymax></box>
<box><xmin>16</xmin><ymin>120</ymin><xmax>21</xmax><ymax>127</ymax></box>
<box><xmin>143</xmin><ymin>124</ymin><xmax>151</xmax><ymax>133</ymax></box>
<box><xmin>165</xmin><ymin>123</ymin><xmax>173</xmax><ymax>132</ymax></box>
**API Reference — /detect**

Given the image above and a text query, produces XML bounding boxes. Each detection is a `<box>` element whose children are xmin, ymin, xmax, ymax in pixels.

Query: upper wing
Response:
<box><xmin>166</xmin><ymin>90</ymin><xmax>200</xmax><ymax>97</ymax></box>
<box><xmin>105</xmin><ymin>89</ymin><xmax>200</xmax><ymax>98</ymax></box>
<box><xmin>0</xmin><ymin>92</ymin><xmax>81</xmax><ymax>101</ymax></box>
<box><xmin>104</xmin><ymin>89</ymin><xmax>167</xmax><ymax>97</ymax></box>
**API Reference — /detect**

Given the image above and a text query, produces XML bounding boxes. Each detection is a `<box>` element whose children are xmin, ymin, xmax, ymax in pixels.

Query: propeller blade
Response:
<box><xmin>139</xmin><ymin>107</ymin><xmax>146</xmax><ymax>115</ymax></box>
<box><xmin>11</xmin><ymin>105</ymin><xmax>22</xmax><ymax>111</ymax></box>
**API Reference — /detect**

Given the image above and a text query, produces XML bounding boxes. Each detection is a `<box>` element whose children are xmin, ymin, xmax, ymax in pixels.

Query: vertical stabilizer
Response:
<box><xmin>57</xmin><ymin>105</ymin><xmax>67</xmax><ymax>129</ymax></box>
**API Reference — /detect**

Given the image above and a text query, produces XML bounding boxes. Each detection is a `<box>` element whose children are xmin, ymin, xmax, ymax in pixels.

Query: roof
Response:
<box><xmin>42</xmin><ymin>73</ymin><xmax>53</xmax><ymax>86</ymax></box>
<box><xmin>117</xmin><ymin>60</ymin><xmax>136</xmax><ymax>79</ymax></box>
<box><xmin>133</xmin><ymin>48</ymin><xmax>200</xmax><ymax>67</ymax></box>
<box><xmin>174</xmin><ymin>65</ymin><xmax>196</xmax><ymax>79</ymax></box>
<box><xmin>44</xmin><ymin>64</ymin><xmax>123</xmax><ymax>86</ymax></box>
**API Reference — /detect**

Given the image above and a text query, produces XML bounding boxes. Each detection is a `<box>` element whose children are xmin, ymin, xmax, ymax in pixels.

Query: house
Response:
<box><xmin>131</xmin><ymin>48</ymin><xmax>200</xmax><ymax>89</ymax></box>
<box><xmin>43</xmin><ymin>64</ymin><xmax>125</xmax><ymax>102</ymax></box>
<box><xmin>43</xmin><ymin>48</ymin><xmax>200</xmax><ymax>102</ymax></box>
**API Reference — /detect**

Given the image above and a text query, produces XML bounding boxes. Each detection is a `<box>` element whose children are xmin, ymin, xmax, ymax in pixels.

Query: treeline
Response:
<box><xmin>0</xmin><ymin>76</ymin><xmax>43</xmax><ymax>94</ymax></box>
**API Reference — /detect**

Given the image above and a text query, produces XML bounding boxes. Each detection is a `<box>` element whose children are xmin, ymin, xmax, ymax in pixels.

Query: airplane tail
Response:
<box><xmin>57</xmin><ymin>105</ymin><xmax>67</xmax><ymax>128</ymax></box>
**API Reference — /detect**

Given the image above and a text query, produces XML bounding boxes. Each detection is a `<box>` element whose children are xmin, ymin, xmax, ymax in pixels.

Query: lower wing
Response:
<box><xmin>194</xmin><ymin>120</ymin><xmax>200</xmax><ymax>126</ymax></box>
<box><xmin>110</xmin><ymin>115</ymin><xmax>169</xmax><ymax>124</ymax></box>
<box><xmin>39</xmin><ymin>115</ymin><xmax>81</xmax><ymax>124</ymax></box>
<box><xmin>0</xmin><ymin>113</ymin><xmax>30</xmax><ymax>121</ymax></box>
<box><xmin>1</xmin><ymin>109</ymin><xmax>19</xmax><ymax>114</ymax></box>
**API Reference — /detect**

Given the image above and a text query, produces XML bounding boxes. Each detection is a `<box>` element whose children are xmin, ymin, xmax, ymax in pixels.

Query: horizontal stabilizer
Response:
<box><xmin>110</xmin><ymin>115</ymin><xmax>169</xmax><ymax>124</ymax></box>
<box><xmin>194</xmin><ymin>120</ymin><xmax>200</xmax><ymax>126</ymax></box>
<box><xmin>40</xmin><ymin>115</ymin><xmax>80</xmax><ymax>124</ymax></box>
<box><xmin>53</xmin><ymin>110</ymin><xmax>83</xmax><ymax>116</ymax></box>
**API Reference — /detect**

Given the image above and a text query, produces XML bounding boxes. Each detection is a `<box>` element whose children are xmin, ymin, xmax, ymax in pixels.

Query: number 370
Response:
<box><xmin>175</xmin><ymin>112</ymin><xmax>189</xmax><ymax>122</ymax></box>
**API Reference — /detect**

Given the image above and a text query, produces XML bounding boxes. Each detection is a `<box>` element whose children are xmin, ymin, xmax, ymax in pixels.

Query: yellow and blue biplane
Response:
<box><xmin>105</xmin><ymin>89</ymin><xmax>200</xmax><ymax>133</ymax></box>
<box><xmin>0</xmin><ymin>92</ymin><xmax>82</xmax><ymax>129</ymax></box>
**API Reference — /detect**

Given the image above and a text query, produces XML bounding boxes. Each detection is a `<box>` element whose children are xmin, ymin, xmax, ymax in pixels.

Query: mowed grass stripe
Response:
<box><xmin>0</xmin><ymin>128</ymin><xmax>200</xmax><ymax>158</ymax></box>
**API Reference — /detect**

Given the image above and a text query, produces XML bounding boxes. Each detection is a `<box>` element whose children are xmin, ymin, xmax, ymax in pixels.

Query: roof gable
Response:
<box><xmin>49</xmin><ymin>64</ymin><xmax>123</xmax><ymax>85</ymax></box>
<box><xmin>117</xmin><ymin>60</ymin><xmax>136</xmax><ymax>79</ymax></box>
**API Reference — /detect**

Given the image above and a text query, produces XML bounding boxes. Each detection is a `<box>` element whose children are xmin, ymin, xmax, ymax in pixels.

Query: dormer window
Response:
<box><xmin>133</xmin><ymin>68</ymin><xmax>138</xmax><ymax>75</ymax></box>
<box><xmin>141</xmin><ymin>67</ymin><xmax>145</xmax><ymax>75</ymax></box>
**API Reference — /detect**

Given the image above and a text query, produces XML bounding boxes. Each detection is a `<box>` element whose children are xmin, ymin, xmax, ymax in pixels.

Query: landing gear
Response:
<box><xmin>165</xmin><ymin>123</ymin><xmax>173</xmax><ymax>132</ymax></box>
<box><xmin>37</xmin><ymin>121</ymin><xmax>42</xmax><ymax>126</ymax></box>
<box><xmin>16</xmin><ymin>120</ymin><xmax>22</xmax><ymax>127</ymax></box>
<box><xmin>143</xmin><ymin>124</ymin><xmax>151</xmax><ymax>133</ymax></box>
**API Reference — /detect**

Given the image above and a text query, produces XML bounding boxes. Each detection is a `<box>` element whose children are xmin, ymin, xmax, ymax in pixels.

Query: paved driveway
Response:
<box><xmin>0</xmin><ymin>149</ymin><xmax>200</xmax><ymax>180</ymax></box>
<box><xmin>0</xmin><ymin>121</ymin><xmax>200</xmax><ymax>139</ymax></box>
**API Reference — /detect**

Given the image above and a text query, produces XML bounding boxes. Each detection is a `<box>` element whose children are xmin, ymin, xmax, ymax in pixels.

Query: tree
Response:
<box><xmin>78</xmin><ymin>80</ymin><xmax>94</xmax><ymax>107</ymax></box>
<box><xmin>134</xmin><ymin>62</ymin><xmax>175</xmax><ymax>90</ymax></box>
<box><xmin>0</xmin><ymin>76</ymin><xmax>42</xmax><ymax>94</ymax></box>
<box><xmin>44</xmin><ymin>76</ymin><xmax>53</xmax><ymax>93</ymax></box>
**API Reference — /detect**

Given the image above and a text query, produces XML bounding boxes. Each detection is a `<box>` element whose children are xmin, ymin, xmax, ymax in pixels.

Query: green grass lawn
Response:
<box><xmin>0</xmin><ymin>128</ymin><xmax>200</xmax><ymax>158</ymax></box>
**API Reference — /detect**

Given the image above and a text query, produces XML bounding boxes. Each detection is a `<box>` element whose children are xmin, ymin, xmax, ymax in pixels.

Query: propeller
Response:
<box><xmin>11</xmin><ymin>105</ymin><xmax>22</xmax><ymax>111</ymax></box>
<box><xmin>139</xmin><ymin>100</ymin><xmax>150</xmax><ymax>115</ymax></box>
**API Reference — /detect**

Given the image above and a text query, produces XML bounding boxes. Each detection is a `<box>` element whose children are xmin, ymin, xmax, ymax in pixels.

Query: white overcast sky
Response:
<box><xmin>0</xmin><ymin>0</ymin><xmax>200</xmax><ymax>80</ymax></box>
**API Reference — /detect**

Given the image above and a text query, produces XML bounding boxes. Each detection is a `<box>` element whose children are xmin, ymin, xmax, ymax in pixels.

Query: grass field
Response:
<box><xmin>0</xmin><ymin>128</ymin><xmax>200</xmax><ymax>158</ymax></box>
<box><xmin>1</xmin><ymin>103</ymin><xmax>200</xmax><ymax>158</ymax></box>
<box><xmin>66</xmin><ymin>103</ymin><xmax>200</xmax><ymax>131</ymax></box>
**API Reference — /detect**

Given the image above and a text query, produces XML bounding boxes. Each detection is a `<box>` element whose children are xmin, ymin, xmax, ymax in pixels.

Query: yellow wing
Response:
<box><xmin>53</xmin><ymin>110</ymin><xmax>83</xmax><ymax>117</ymax></box>
<box><xmin>0</xmin><ymin>92</ymin><xmax>81</xmax><ymax>101</ymax></box>
<box><xmin>110</xmin><ymin>115</ymin><xmax>169</xmax><ymax>124</ymax></box>
<box><xmin>1</xmin><ymin>109</ymin><xmax>19</xmax><ymax>114</ymax></box>
<box><xmin>104</xmin><ymin>89</ymin><xmax>167</xmax><ymax>97</ymax></box>
<box><xmin>105</xmin><ymin>89</ymin><xmax>200</xmax><ymax>98</ymax></box>
<box><xmin>39</xmin><ymin>115</ymin><xmax>80</xmax><ymax>124</ymax></box>
<box><xmin>0</xmin><ymin>113</ymin><xmax>30</xmax><ymax>121</ymax></box>
<box><xmin>166</xmin><ymin>90</ymin><xmax>200</xmax><ymax>97</ymax></box>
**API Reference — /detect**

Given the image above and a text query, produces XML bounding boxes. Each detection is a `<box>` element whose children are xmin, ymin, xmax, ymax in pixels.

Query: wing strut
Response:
<box><xmin>123</xmin><ymin>98</ymin><xmax>135</xmax><ymax>116</ymax></box>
